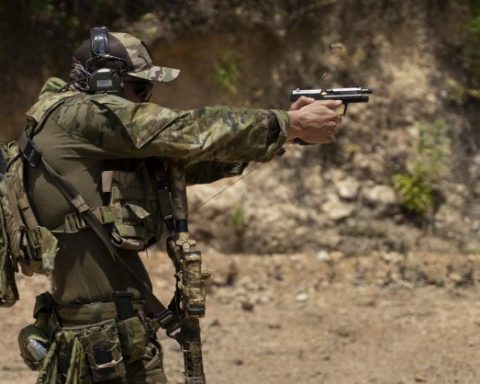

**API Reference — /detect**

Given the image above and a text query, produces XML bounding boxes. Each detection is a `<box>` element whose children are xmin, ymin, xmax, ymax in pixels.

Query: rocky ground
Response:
<box><xmin>2</xmin><ymin>250</ymin><xmax>480</xmax><ymax>384</ymax></box>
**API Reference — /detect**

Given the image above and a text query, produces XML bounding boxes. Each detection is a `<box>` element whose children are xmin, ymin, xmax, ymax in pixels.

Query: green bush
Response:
<box><xmin>214</xmin><ymin>52</ymin><xmax>241</xmax><ymax>95</ymax></box>
<box><xmin>393</xmin><ymin>173</ymin><xmax>434</xmax><ymax>215</ymax></box>
<box><xmin>392</xmin><ymin>120</ymin><xmax>450</xmax><ymax>215</ymax></box>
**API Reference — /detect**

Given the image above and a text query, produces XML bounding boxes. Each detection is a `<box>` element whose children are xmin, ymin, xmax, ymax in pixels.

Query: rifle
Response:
<box><xmin>290</xmin><ymin>87</ymin><xmax>372</xmax><ymax>115</ymax></box>
<box><xmin>290</xmin><ymin>87</ymin><xmax>372</xmax><ymax>145</ymax></box>
<box><xmin>166</xmin><ymin>160</ymin><xmax>211</xmax><ymax>384</ymax></box>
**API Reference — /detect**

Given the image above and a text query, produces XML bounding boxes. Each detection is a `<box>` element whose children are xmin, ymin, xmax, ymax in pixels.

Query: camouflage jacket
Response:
<box><xmin>27</xmin><ymin>78</ymin><xmax>289</xmax><ymax>163</ymax></box>
<box><xmin>24</xmin><ymin>78</ymin><xmax>289</xmax><ymax>305</ymax></box>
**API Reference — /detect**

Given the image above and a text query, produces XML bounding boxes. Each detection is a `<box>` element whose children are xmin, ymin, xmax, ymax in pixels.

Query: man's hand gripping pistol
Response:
<box><xmin>290</xmin><ymin>87</ymin><xmax>373</xmax><ymax>145</ymax></box>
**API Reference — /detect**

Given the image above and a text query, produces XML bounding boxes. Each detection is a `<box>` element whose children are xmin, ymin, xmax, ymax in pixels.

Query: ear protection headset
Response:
<box><xmin>86</xmin><ymin>27</ymin><xmax>131</xmax><ymax>94</ymax></box>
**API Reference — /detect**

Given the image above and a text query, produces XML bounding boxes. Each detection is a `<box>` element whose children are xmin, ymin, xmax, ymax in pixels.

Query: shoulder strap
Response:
<box><xmin>17</xmin><ymin>133</ymin><xmax>179</xmax><ymax>333</ymax></box>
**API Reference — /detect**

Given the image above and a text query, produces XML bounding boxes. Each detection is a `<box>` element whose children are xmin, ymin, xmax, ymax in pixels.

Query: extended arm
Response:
<box><xmin>58</xmin><ymin>93</ymin><xmax>341</xmax><ymax>163</ymax></box>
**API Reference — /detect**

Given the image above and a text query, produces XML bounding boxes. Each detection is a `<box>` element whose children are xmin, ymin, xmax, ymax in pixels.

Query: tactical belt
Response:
<box><xmin>56</xmin><ymin>301</ymin><xmax>145</xmax><ymax>326</ymax></box>
<box><xmin>18</xmin><ymin>131</ymin><xmax>180</xmax><ymax>334</ymax></box>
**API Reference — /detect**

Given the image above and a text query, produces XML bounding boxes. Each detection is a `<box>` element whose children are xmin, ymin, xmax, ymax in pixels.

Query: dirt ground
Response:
<box><xmin>1</xmin><ymin>251</ymin><xmax>480</xmax><ymax>384</ymax></box>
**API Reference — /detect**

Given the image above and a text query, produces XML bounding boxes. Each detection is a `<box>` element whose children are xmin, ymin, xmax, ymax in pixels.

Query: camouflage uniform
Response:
<box><xmin>21</xmin><ymin>32</ymin><xmax>289</xmax><ymax>384</ymax></box>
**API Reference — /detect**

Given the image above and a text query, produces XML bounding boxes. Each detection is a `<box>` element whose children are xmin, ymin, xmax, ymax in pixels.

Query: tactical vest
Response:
<box><xmin>54</xmin><ymin>159</ymin><xmax>164</xmax><ymax>251</ymax></box>
<box><xmin>0</xmin><ymin>91</ymin><xmax>163</xmax><ymax>307</ymax></box>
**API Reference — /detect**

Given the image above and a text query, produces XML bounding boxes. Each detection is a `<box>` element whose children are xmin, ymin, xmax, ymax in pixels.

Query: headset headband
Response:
<box><xmin>90</xmin><ymin>26</ymin><xmax>110</xmax><ymax>57</ymax></box>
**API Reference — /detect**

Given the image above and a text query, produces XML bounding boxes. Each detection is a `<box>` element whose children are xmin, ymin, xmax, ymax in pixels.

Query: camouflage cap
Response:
<box><xmin>111</xmin><ymin>32</ymin><xmax>180</xmax><ymax>83</ymax></box>
<box><xmin>74</xmin><ymin>31</ymin><xmax>180</xmax><ymax>83</ymax></box>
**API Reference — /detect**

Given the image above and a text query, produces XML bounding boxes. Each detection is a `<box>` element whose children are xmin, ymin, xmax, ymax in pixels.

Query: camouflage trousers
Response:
<box><xmin>35</xmin><ymin>318</ymin><xmax>168</xmax><ymax>384</ymax></box>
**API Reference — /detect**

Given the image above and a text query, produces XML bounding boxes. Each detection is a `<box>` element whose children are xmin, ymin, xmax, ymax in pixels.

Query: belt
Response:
<box><xmin>56</xmin><ymin>301</ymin><xmax>146</xmax><ymax>326</ymax></box>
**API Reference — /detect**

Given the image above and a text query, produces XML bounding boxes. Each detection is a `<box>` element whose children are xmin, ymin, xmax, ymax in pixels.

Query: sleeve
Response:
<box><xmin>87</xmin><ymin>96</ymin><xmax>289</xmax><ymax>163</ymax></box>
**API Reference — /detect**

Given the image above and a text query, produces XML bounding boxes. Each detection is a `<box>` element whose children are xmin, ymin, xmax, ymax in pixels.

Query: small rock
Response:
<box><xmin>383</xmin><ymin>252</ymin><xmax>403</xmax><ymax>264</ymax></box>
<box><xmin>317</xmin><ymin>230</ymin><xmax>342</xmax><ymax>248</ymax></box>
<box><xmin>316</xmin><ymin>251</ymin><xmax>331</xmax><ymax>262</ymax></box>
<box><xmin>448</xmin><ymin>273</ymin><xmax>463</xmax><ymax>284</ymax></box>
<box><xmin>334</xmin><ymin>325</ymin><xmax>353</xmax><ymax>338</ymax></box>
<box><xmin>256</xmin><ymin>295</ymin><xmax>271</xmax><ymax>304</ymax></box>
<box><xmin>363</xmin><ymin>185</ymin><xmax>396</xmax><ymax>205</ymax></box>
<box><xmin>267</xmin><ymin>323</ymin><xmax>282</xmax><ymax>330</ymax></box>
<box><xmin>295</xmin><ymin>292</ymin><xmax>309</xmax><ymax>302</ymax></box>
<box><xmin>335</xmin><ymin>177</ymin><xmax>360</xmax><ymax>200</ymax></box>
<box><xmin>322</xmin><ymin>196</ymin><xmax>355</xmax><ymax>221</ymax></box>
<box><xmin>209</xmin><ymin>319</ymin><xmax>221</xmax><ymax>327</ymax></box>
<box><xmin>330</xmin><ymin>251</ymin><xmax>345</xmax><ymax>262</ymax></box>
<box><xmin>241</xmin><ymin>300</ymin><xmax>254</xmax><ymax>311</ymax></box>
<box><xmin>414</xmin><ymin>373</ymin><xmax>427</xmax><ymax>382</ymax></box>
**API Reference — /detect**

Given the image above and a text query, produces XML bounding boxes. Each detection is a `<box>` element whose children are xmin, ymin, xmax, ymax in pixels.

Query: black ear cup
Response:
<box><xmin>86</xmin><ymin>26</ymin><xmax>127</xmax><ymax>95</ymax></box>
<box><xmin>88</xmin><ymin>68</ymin><xmax>124</xmax><ymax>94</ymax></box>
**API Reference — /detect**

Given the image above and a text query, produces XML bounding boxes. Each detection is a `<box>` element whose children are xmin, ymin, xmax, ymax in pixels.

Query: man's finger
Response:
<box><xmin>290</xmin><ymin>96</ymin><xmax>315</xmax><ymax>111</ymax></box>
<box><xmin>315</xmin><ymin>99</ymin><xmax>342</xmax><ymax>109</ymax></box>
<box><xmin>322</xmin><ymin>110</ymin><xmax>340</xmax><ymax>121</ymax></box>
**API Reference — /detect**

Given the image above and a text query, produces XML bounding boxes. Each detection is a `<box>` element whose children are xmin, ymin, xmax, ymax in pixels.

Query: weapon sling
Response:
<box><xmin>17</xmin><ymin>131</ymin><xmax>179</xmax><ymax>333</ymax></box>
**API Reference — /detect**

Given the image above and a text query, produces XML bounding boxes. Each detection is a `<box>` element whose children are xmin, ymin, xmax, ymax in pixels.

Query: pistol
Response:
<box><xmin>290</xmin><ymin>87</ymin><xmax>372</xmax><ymax>115</ymax></box>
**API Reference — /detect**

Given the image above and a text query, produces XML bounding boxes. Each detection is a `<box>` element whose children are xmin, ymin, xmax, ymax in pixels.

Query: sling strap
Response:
<box><xmin>18</xmin><ymin>132</ymin><xmax>180</xmax><ymax>333</ymax></box>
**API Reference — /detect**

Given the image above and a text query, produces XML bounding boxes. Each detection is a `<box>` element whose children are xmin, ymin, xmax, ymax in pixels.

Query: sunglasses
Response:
<box><xmin>124</xmin><ymin>79</ymin><xmax>154</xmax><ymax>102</ymax></box>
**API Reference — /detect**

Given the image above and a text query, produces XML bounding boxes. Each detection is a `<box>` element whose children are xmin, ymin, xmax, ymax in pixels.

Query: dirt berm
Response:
<box><xmin>2</xmin><ymin>251</ymin><xmax>480</xmax><ymax>384</ymax></box>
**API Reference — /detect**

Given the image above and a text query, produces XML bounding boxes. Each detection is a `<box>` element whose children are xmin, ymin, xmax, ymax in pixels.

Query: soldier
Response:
<box><xmin>14</xmin><ymin>28</ymin><xmax>341</xmax><ymax>383</ymax></box>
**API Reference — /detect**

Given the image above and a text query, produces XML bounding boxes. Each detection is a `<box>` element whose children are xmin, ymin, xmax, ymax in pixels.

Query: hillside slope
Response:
<box><xmin>0</xmin><ymin>1</ymin><xmax>478</xmax><ymax>255</ymax></box>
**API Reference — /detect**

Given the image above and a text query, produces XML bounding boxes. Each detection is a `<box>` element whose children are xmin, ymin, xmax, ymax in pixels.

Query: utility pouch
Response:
<box><xmin>0</xmin><ymin>142</ymin><xmax>59</xmax><ymax>280</ymax></box>
<box><xmin>113</xmin><ymin>291</ymin><xmax>147</xmax><ymax>363</ymax></box>
<box><xmin>0</xmin><ymin>182</ymin><xmax>19</xmax><ymax>307</ymax></box>
<box><xmin>117</xmin><ymin>316</ymin><xmax>148</xmax><ymax>363</ymax></box>
<box><xmin>79</xmin><ymin>319</ymin><xmax>126</xmax><ymax>382</ymax></box>
<box><xmin>0</xmin><ymin>247</ymin><xmax>18</xmax><ymax>307</ymax></box>
<box><xmin>102</xmin><ymin>169</ymin><xmax>157</xmax><ymax>252</ymax></box>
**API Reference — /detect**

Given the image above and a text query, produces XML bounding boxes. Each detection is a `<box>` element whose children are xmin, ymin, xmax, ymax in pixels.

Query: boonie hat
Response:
<box><xmin>74</xmin><ymin>31</ymin><xmax>180</xmax><ymax>83</ymax></box>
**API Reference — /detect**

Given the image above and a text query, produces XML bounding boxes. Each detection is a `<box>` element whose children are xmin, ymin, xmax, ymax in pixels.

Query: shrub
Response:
<box><xmin>214</xmin><ymin>52</ymin><xmax>241</xmax><ymax>95</ymax></box>
<box><xmin>393</xmin><ymin>120</ymin><xmax>451</xmax><ymax>215</ymax></box>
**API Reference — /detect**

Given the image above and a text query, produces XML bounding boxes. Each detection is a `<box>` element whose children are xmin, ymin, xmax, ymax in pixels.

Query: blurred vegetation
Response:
<box><xmin>393</xmin><ymin>120</ymin><xmax>451</xmax><ymax>215</ymax></box>
<box><xmin>0</xmin><ymin>0</ymin><xmax>158</xmax><ymax>83</ymax></box>
<box><xmin>214</xmin><ymin>52</ymin><xmax>241</xmax><ymax>95</ymax></box>
<box><xmin>230</xmin><ymin>205</ymin><xmax>246</xmax><ymax>231</ymax></box>
<box><xmin>465</xmin><ymin>0</ymin><xmax>480</xmax><ymax>90</ymax></box>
